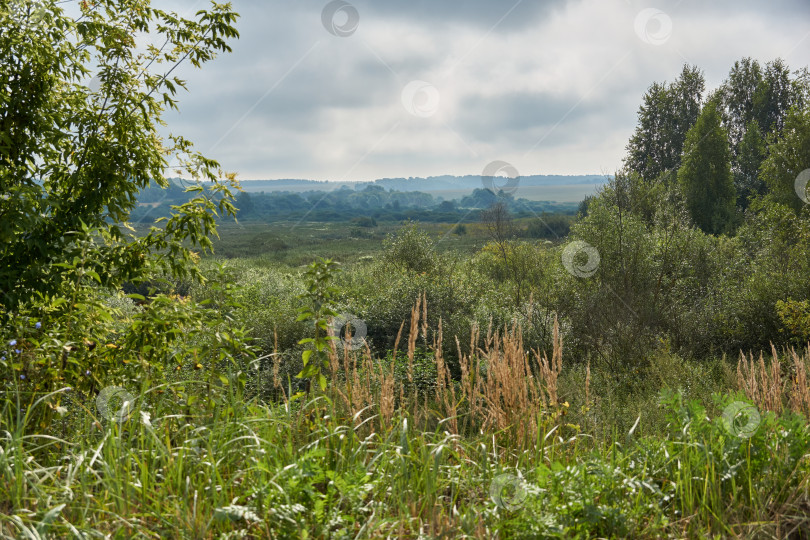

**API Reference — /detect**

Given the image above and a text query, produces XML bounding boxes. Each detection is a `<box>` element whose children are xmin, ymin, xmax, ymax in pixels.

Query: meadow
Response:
<box><xmin>3</xmin><ymin>214</ymin><xmax>810</xmax><ymax>538</ymax></box>
<box><xmin>3</xmin><ymin>3</ymin><xmax>810</xmax><ymax>538</ymax></box>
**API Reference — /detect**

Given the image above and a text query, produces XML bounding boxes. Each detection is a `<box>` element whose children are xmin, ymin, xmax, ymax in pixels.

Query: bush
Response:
<box><xmin>208</xmin><ymin>260</ymin><xmax>308</xmax><ymax>355</ymax></box>
<box><xmin>381</xmin><ymin>221</ymin><xmax>437</xmax><ymax>274</ymax></box>
<box><xmin>524</xmin><ymin>213</ymin><xmax>571</xmax><ymax>239</ymax></box>
<box><xmin>336</xmin><ymin>253</ymin><xmax>483</xmax><ymax>372</ymax></box>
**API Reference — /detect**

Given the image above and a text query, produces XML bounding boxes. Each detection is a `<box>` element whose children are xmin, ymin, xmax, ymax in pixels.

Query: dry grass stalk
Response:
<box><xmin>737</xmin><ymin>346</ymin><xmax>783</xmax><ymax>413</ymax></box>
<box><xmin>480</xmin><ymin>324</ymin><xmax>537</xmax><ymax>446</ymax></box>
<box><xmin>445</xmin><ymin>315</ymin><xmax>566</xmax><ymax>447</ymax></box>
<box><xmin>432</xmin><ymin>319</ymin><xmax>458</xmax><ymax>434</ymax></box>
<box><xmin>737</xmin><ymin>352</ymin><xmax>758</xmax><ymax>406</ymax></box>
<box><xmin>330</xmin><ymin>320</ymin><xmax>375</xmax><ymax>425</ymax></box>
<box><xmin>327</xmin><ymin>298</ymin><xmax>566</xmax><ymax>440</ymax></box>
<box><xmin>535</xmin><ymin>316</ymin><xmax>563</xmax><ymax>407</ymax></box>
<box><xmin>408</xmin><ymin>295</ymin><xmax>422</xmax><ymax>384</ymax></box>
<box><xmin>788</xmin><ymin>347</ymin><xmax>810</xmax><ymax>416</ymax></box>
<box><xmin>734</xmin><ymin>343</ymin><xmax>810</xmax><ymax>416</ymax></box>
<box><xmin>272</xmin><ymin>328</ymin><xmax>281</xmax><ymax>391</ymax></box>
<box><xmin>379</xmin><ymin>355</ymin><xmax>396</xmax><ymax>427</ymax></box>
<box><xmin>457</xmin><ymin>329</ymin><xmax>483</xmax><ymax>434</ymax></box>
<box><xmin>585</xmin><ymin>358</ymin><xmax>591</xmax><ymax>410</ymax></box>
<box><xmin>421</xmin><ymin>292</ymin><xmax>428</xmax><ymax>341</ymax></box>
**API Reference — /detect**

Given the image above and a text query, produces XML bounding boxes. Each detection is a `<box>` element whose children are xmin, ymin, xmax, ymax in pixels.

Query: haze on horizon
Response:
<box><xmin>160</xmin><ymin>0</ymin><xmax>810</xmax><ymax>182</ymax></box>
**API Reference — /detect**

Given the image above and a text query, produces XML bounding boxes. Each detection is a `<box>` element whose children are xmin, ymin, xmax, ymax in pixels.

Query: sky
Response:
<box><xmin>156</xmin><ymin>0</ymin><xmax>810</xmax><ymax>182</ymax></box>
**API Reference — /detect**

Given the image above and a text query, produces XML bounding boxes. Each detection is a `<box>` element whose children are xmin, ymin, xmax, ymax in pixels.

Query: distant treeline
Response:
<box><xmin>232</xmin><ymin>174</ymin><xmax>607</xmax><ymax>193</ymax></box>
<box><xmin>129</xmin><ymin>181</ymin><xmax>580</xmax><ymax>227</ymax></box>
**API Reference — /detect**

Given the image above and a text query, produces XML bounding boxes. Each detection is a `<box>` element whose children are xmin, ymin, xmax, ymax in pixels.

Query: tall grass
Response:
<box><xmin>737</xmin><ymin>344</ymin><xmax>810</xmax><ymax>417</ymax></box>
<box><xmin>1</xmin><ymin>299</ymin><xmax>809</xmax><ymax>538</ymax></box>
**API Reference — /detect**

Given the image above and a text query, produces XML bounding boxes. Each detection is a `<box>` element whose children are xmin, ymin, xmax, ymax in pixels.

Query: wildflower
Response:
<box><xmin>20</xmin><ymin>374</ymin><xmax>25</xmax><ymax>380</ymax></box>
<box><xmin>9</xmin><ymin>339</ymin><xmax>16</xmax><ymax>346</ymax></box>
<box><xmin>14</xmin><ymin>349</ymin><xmax>21</xmax><ymax>354</ymax></box>
<box><xmin>1</xmin><ymin>356</ymin><xmax>5</xmax><ymax>361</ymax></box>
<box><xmin>35</xmin><ymin>322</ymin><xmax>41</xmax><ymax>329</ymax></box>
<box><xmin>85</xmin><ymin>370</ymin><xmax>91</xmax><ymax>376</ymax></box>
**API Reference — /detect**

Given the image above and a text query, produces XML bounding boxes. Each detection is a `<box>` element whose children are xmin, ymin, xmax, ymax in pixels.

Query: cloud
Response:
<box><xmin>155</xmin><ymin>0</ymin><xmax>810</xmax><ymax>181</ymax></box>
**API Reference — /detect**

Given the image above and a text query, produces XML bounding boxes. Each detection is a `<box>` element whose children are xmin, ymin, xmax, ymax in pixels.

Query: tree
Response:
<box><xmin>480</xmin><ymin>201</ymin><xmax>534</xmax><ymax>308</ymax></box>
<box><xmin>236</xmin><ymin>191</ymin><xmax>255</xmax><ymax>216</ymax></box>
<box><xmin>0</xmin><ymin>1</ymin><xmax>240</xmax><ymax>310</ymax></box>
<box><xmin>625</xmin><ymin>65</ymin><xmax>705</xmax><ymax>183</ymax></box>
<box><xmin>480</xmin><ymin>201</ymin><xmax>514</xmax><ymax>246</ymax></box>
<box><xmin>676</xmin><ymin>101</ymin><xmax>737</xmax><ymax>234</ymax></box>
<box><xmin>755</xmin><ymin>59</ymin><xmax>799</xmax><ymax>136</ymax></box>
<box><xmin>460</xmin><ymin>187</ymin><xmax>497</xmax><ymax>208</ymax></box>
<box><xmin>719</xmin><ymin>57</ymin><xmax>808</xmax><ymax>207</ymax></box>
<box><xmin>760</xmin><ymin>106</ymin><xmax>810</xmax><ymax>212</ymax></box>
<box><xmin>735</xmin><ymin>119</ymin><xmax>767</xmax><ymax>208</ymax></box>
<box><xmin>720</xmin><ymin>57</ymin><xmax>764</xmax><ymax>153</ymax></box>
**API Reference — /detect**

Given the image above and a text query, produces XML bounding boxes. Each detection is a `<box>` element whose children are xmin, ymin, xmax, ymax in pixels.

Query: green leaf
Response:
<box><xmin>36</xmin><ymin>503</ymin><xmax>66</xmax><ymax>534</ymax></box>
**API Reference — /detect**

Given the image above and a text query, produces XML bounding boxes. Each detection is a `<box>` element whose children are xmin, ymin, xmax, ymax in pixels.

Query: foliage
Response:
<box><xmin>719</xmin><ymin>57</ymin><xmax>805</xmax><ymax>154</ymax></box>
<box><xmin>776</xmin><ymin>298</ymin><xmax>810</xmax><ymax>344</ymax></box>
<box><xmin>336</xmin><ymin>250</ymin><xmax>483</xmax><ymax>368</ymax></box>
<box><xmin>524</xmin><ymin>213</ymin><xmax>571</xmax><ymax>239</ymax></box>
<box><xmin>2</xmin><ymin>363</ymin><xmax>809</xmax><ymax>537</ymax></box>
<box><xmin>381</xmin><ymin>220</ymin><xmax>437</xmax><ymax>274</ymax></box>
<box><xmin>719</xmin><ymin>57</ymin><xmax>809</xmax><ymax>209</ymax></box>
<box><xmin>624</xmin><ymin>65</ymin><xmax>705</xmax><ymax>183</ymax></box>
<box><xmin>0</xmin><ymin>265</ymin><xmax>254</xmax><ymax>433</ymax></box>
<box><xmin>761</xmin><ymin>106</ymin><xmax>810</xmax><ymax>211</ymax></box>
<box><xmin>5</xmin><ymin>30</ymin><xmax>810</xmax><ymax>540</ymax></box>
<box><xmin>296</xmin><ymin>259</ymin><xmax>341</xmax><ymax>393</ymax></box>
<box><xmin>0</xmin><ymin>0</ymin><xmax>241</xmax><ymax>310</ymax></box>
<box><xmin>735</xmin><ymin>118</ymin><xmax>767</xmax><ymax>207</ymax></box>
<box><xmin>677</xmin><ymin>100</ymin><xmax>737</xmax><ymax>234</ymax></box>
<box><xmin>133</xmin><ymin>179</ymin><xmax>579</xmax><ymax>223</ymax></box>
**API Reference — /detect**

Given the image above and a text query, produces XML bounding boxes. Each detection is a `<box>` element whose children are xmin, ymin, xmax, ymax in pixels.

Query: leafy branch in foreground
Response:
<box><xmin>296</xmin><ymin>258</ymin><xmax>340</xmax><ymax>393</ymax></box>
<box><xmin>0</xmin><ymin>0</ymin><xmax>240</xmax><ymax>310</ymax></box>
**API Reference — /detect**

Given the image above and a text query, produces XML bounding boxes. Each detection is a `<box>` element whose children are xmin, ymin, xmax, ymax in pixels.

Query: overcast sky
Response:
<box><xmin>158</xmin><ymin>0</ymin><xmax>810</xmax><ymax>181</ymax></box>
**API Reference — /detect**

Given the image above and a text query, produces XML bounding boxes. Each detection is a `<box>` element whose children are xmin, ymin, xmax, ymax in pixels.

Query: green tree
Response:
<box><xmin>719</xmin><ymin>57</ymin><xmax>809</xmax><ymax>207</ymax></box>
<box><xmin>720</xmin><ymin>57</ymin><xmax>764</xmax><ymax>152</ymax></box>
<box><xmin>236</xmin><ymin>191</ymin><xmax>255</xmax><ymax>217</ymax></box>
<box><xmin>760</xmin><ymin>106</ymin><xmax>810</xmax><ymax>212</ymax></box>
<box><xmin>754</xmin><ymin>59</ymin><xmax>800</xmax><ymax>136</ymax></box>
<box><xmin>0</xmin><ymin>0</ymin><xmax>240</xmax><ymax>310</ymax></box>
<box><xmin>677</xmin><ymin>101</ymin><xmax>737</xmax><ymax>234</ymax></box>
<box><xmin>735</xmin><ymin>119</ymin><xmax>767</xmax><ymax>208</ymax></box>
<box><xmin>625</xmin><ymin>65</ymin><xmax>705</xmax><ymax>183</ymax></box>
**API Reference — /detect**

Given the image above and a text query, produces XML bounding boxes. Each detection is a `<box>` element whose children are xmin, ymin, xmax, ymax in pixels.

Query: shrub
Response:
<box><xmin>524</xmin><ymin>213</ymin><xmax>571</xmax><ymax>239</ymax></box>
<box><xmin>381</xmin><ymin>221</ymin><xmax>436</xmax><ymax>274</ymax></box>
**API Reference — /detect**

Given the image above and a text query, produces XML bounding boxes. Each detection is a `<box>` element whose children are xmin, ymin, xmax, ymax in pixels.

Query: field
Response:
<box><xmin>5</xmin><ymin>3</ymin><xmax>810</xmax><ymax>538</ymax></box>
<box><xmin>205</xmin><ymin>221</ymin><xmax>502</xmax><ymax>262</ymax></box>
<box><xmin>5</xmin><ymin>217</ymin><xmax>809</xmax><ymax>538</ymax></box>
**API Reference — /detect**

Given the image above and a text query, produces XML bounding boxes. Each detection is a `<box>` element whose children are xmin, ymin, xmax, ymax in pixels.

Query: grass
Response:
<box><xmin>133</xmin><ymin>219</ymin><xmax>563</xmax><ymax>264</ymax></box>
<box><xmin>1</xmin><ymin>299</ymin><xmax>809</xmax><ymax>538</ymax></box>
